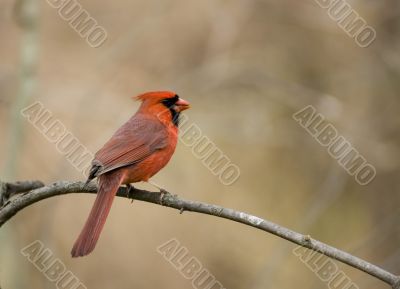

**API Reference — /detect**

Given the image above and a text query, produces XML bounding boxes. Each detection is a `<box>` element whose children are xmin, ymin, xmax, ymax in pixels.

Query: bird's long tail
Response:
<box><xmin>71</xmin><ymin>170</ymin><xmax>124</xmax><ymax>257</ymax></box>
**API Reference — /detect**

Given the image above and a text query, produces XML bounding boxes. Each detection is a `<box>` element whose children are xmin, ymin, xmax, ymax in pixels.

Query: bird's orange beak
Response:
<box><xmin>175</xmin><ymin>98</ymin><xmax>190</xmax><ymax>111</ymax></box>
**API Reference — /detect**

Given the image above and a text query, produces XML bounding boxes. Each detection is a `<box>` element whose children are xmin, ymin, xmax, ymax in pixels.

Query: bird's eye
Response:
<box><xmin>161</xmin><ymin>95</ymin><xmax>179</xmax><ymax>108</ymax></box>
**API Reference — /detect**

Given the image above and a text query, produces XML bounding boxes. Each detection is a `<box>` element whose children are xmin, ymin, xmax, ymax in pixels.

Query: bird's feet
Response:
<box><xmin>146</xmin><ymin>180</ymin><xmax>169</xmax><ymax>205</ymax></box>
<box><xmin>126</xmin><ymin>184</ymin><xmax>135</xmax><ymax>203</ymax></box>
<box><xmin>159</xmin><ymin>188</ymin><xmax>168</xmax><ymax>194</ymax></box>
<box><xmin>147</xmin><ymin>180</ymin><xmax>168</xmax><ymax>193</ymax></box>
<box><xmin>159</xmin><ymin>188</ymin><xmax>168</xmax><ymax>205</ymax></box>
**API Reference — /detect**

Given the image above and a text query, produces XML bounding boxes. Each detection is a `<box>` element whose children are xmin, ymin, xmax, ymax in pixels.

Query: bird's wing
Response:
<box><xmin>90</xmin><ymin>117</ymin><xmax>168</xmax><ymax>177</ymax></box>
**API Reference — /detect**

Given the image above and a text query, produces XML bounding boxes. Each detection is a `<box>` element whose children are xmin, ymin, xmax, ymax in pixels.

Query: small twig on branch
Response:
<box><xmin>0</xmin><ymin>180</ymin><xmax>399</xmax><ymax>288</ymax></box>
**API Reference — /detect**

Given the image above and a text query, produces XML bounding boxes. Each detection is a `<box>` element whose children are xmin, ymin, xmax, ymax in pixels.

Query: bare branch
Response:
<box><xmin>0</xmin><ymin>180</ymin><xmax>399</xmax><ymax>288</ymax></box>
<box><xmin>0</xmin><ymin>180</ymin><xmax>44</xmax><ymax>206</ymax></box>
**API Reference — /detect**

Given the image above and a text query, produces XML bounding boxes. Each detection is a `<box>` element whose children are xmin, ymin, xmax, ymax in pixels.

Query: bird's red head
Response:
<box><xmin>134</xmin><ymin>91</ymin><xmax>190</xmax><ymax>126</ymax></box>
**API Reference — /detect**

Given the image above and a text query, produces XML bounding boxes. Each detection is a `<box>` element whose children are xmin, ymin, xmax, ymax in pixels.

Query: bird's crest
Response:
<box><xmin>134</xmin><ymin>91</ymin><xmax>177</xmax><ymax>102</ymax></box>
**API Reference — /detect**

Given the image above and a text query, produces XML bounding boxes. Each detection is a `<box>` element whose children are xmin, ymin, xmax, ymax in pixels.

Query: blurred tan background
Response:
<box><xmin>0</xmin><ymin>0</ymin><xmax>399</xmax><ymax>288</ymax></box>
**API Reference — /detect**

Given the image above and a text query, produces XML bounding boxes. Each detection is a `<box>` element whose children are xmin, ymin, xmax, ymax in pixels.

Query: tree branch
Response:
<box><xmin>0</xmin><ymin>180</ymin><xmax>398</xmax><ymax>288</ymax></box>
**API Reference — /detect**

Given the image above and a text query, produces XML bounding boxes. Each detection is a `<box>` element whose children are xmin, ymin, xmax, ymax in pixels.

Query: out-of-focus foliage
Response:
<box><xmin>0</xmin><ymin>0</ymin><xmax>399</xmax><ymax>289</ymax></box>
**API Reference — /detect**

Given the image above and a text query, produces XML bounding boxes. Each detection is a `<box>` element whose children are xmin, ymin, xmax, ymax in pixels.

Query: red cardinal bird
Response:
<box><xmin>71</xmin><ymin>91</ymin><xmax>190</xmax><ymax>257</ymax></box>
